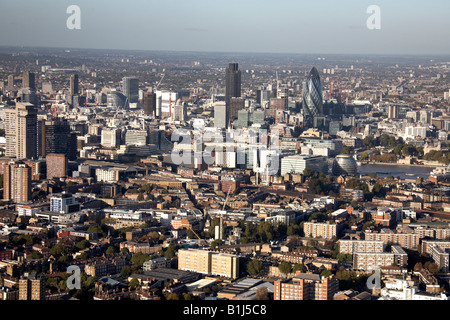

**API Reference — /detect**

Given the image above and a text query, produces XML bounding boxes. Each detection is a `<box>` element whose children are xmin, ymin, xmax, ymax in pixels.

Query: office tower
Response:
<box><xmin>7</xmin><ymin>75</ymin><xmax>14</xmax><ymax>88</ymax></box>
<box><xmin>235</xmin><ymin>109</ymin><xmax>250</xmax><ymax>128</ymax></box>
<box><xmin>332</xmin><ymin>154</ymin><xmax>357</xmax><ymax>176</ymax></box>
<box><xmin>280</xmin><ymin>155</ymin><xmax>328</xmax><ymax>176</ymax></box>
<box><xmin>143</xmin><ymin>91</ymin><xmax>156</xmax><ymax>116</ymax></box>
<box><xmin>229</xmin><ymin>97</ymin><xmax>245</xmax><ymax>122</ymax></box>
<box><xmin>250</xmin><ymin>109</ymin><xmax>265</xmax><ymax>125</ymax></box>
<box><xmin>70</xmin><ymin>74</ymin><xmax>79</xmax><ymax>95</ymax></box>
<box><xmin>18</xmin><ymin>272</ymin><xmax>46</xmax><ymax>300</ymax></box>
<box><xmin>101</xmin><ymin>128</ymin><xmax>121</xmax><ymax>148</ymax></box>
<box><xmin>41</xmin><ymin>119</ymin><xmax>72</xmax><ymax>157</ymax></box>
<box><xmin>302</xmin><ymin>67</ymin><xmax>323</xmax><ymax>122</ymax></box>
<box><xmin>388</xmin><ymin>105</ymin><xmax>399</xmax><ymax>119</ymax></box>
<box><xmin>22</xmin><ymin>72</ymin><xmax>35</xmax><ymax>91</ymax></box>
<box><xmin>122</xmin><ymin>77</ymin><xmax>139</xmax><ymax>103</ymax></box>
<box><xmin>46</xmin><ymin>154</ymin><xmax>68</xmax><ymax>179</ymax></box>
<box><xmin>3</xmin><ymin>161</ymin><xmax>32</xmax><ymax>203</ymax></box>
<box><xmin>107</xmin><ymin>91</ymin><xmax>127</xmax><ymax>109</ymax></box>
<box><xmin>256</xmin><ymin>87</ymin><xmax>271</xmax><ymax>106</ymax></box>
<box><xmin>225</xmin><ymin>63</ymin><xmax>241</xmax><ymax>107</ymax></box>
<box><xmin>16</xmin><ymin>102</ymin><xmax>38</xmax><ymax>159</ymax></box>
<box><xmin>214</xmin><ymin>102</ymin><xmax>228</xmax><ymax>129</ymax></box>
<box><xmin>173</xmin><ymin>100</ymin><xmax>187</xmax><ymax>122</ymax></box>
<box><xmin>5</xmin><ymin>102</ymin><xmax>38</xmax><ymax>160</ymax></box>
<box><xmin>125</xmin><ymin>130</ymin><xmax>148</xmax><ymax>146</ymax></box>
<box><xmin>155</xmin><ymin>90</ymin><xmax>179</xmax><ymax>118</ymax></box>
<box><xmin>50</xmin><ymin>192</ymin><xmax>80</xmax><ymax>213</ymax></box>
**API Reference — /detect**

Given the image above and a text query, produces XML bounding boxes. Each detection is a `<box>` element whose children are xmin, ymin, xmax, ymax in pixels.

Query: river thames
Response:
<box><xmin>357</xmin><ymin>164</ymin><xmax>434</xmax><ymax>180</ymax></box>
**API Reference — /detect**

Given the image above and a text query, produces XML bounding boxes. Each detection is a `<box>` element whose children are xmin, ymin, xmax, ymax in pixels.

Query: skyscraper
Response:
<box><xmin>143</xmin><ymin>91</ymin><xmax>156</xmax><ymax>116</ymax></box>
<box><xmin>229</xmin><ymin>97</ymin><xmax>245</xmax><ymax>122</ymax></box>
<box><xmin>214</xmin><ymin>102</ymin><xmax>228</xmax><ymax>129</ymax></box>
<box><xmin>388</xmin><ymin>105</ymin><xmax>399</xmax><ymax>119</ymax></box>
<box><xmin>122</xmin><ymin>77</ymin><xmax>139</xmax><ymax>104</ymax></box>
<box><xmin>302</xmin><ymin>67</ymin><xmax>323</xmax><ymax>122</ymax></box>
<box><xmin>3</xmin><ymin>161</ymin><xmax>32</xmax><ymax>203</ymax></box>
<box><xmin>22</xmin><ymin>72</ymin><xmax>35</xmax><ymax>91</ymax></box>
<box><xmin>225</xmin><ymin>63</ymin><xmax>241</xmax><ymax>107</ymax></box>
<box><xmin>41</xmin><ymin>119</ymin><xmax>73</xmax><ymax>158</ymax></box>
<box><xmin>70</xmin><ymin>74</ymin><xmax>79</xmax><ymax>95</ymax></box>
<box><xmin>5</xmin><ymin>102</ymin><xmax>38</xmax><ymax>160</ymax></box>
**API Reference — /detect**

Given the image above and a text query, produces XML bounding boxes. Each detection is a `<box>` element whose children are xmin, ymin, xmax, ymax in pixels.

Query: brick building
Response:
<box><xmin>274</xmin><ymin>274</ymin><xmax>339</xmax><ymax>300</ymax></box>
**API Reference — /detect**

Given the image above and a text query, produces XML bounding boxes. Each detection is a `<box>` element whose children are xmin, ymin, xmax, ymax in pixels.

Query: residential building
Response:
<box><xmin>274</xmin><ymin>274</ymin><xmax>338</xmax><ymax>300</ymax></box>
<box><xmin>178</xmin><ymin>249</ymin><xmax>239</xmax><ymax>279</ymax></box>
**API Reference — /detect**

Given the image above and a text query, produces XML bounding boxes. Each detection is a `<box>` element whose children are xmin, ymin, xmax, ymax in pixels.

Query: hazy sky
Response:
<box><xmin>1</xmin><ymin>0</ymin><xmax>449</xmax><ymax>55</ymax></box>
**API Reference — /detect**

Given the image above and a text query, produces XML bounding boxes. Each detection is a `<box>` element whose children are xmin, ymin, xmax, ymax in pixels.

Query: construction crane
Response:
<box><xmin>219</xmin><ymin>186</ymin><xmax>232</xmax><ymax>241</ymax></box>
<box><xmin>155</xmin><ymin>73</ymin><xmax>165</xmax><ymax>91</ymax></box>
<box><xmin>329</xmin><ymin>77</ymin><xmax>333</xmax><ymax>100</ymax></box>
<box><xmin>187</xmin><ymin>225</ymin><xmax>202</xmax><ymax>240</ymax></box>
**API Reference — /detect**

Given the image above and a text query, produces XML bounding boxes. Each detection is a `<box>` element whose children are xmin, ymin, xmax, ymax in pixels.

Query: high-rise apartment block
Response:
<box><xmin>70</xmin><ymin>74</ymin><xmax>79</xmax><ymax>95</ymax></box>
<box><xmin>5</xmin><ymin>102</ymin><xmax>38</xmax><ymax>160</ymax></box>
<box><xmin>18</xmin><ymin>272</ymin><xmax>45</xmax><ymax>300</ymax></box>
<box><xmin>46</xmin><ymin>154</ymin><xmax>68</xmax><ymax>179</ymax></box>
<box><xmin>3</xmin><ymin>161</ymin><xmax>31</xmax><ymax>203</ymax></box>
<box><xmin>274</xmin><ymin>274</ymin><xmax>339</xmax><ymax>300</ymax></box>
<box><xmin>338</xmin><ymin>240</ymin><xmax>385</xmax><ymax>254</ymax></box>
<box><xmin>303</xmin><ymin>221</ymin><xmax>341</xmax><ymax>240</ymax></box>
<box><xmin>364</xmin><ymin>229</ymin><xmax>420</xmax><ymax>250</ymax></box>
<box><xmin>177</xmin><ymin>249</ymin><xmax>239</xmax><ymax>279</ymax></box>
<box><xmin>353</xmin><ymin>245</ymin><xmax>408</xmax><ymax>271</ymax></box>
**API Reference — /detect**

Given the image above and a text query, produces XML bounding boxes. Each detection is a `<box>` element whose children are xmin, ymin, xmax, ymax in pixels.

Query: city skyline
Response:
<box><xmin>0</xmin><ymin>0</ymin><xmax>450</xmax><ymax>56</ymax></box>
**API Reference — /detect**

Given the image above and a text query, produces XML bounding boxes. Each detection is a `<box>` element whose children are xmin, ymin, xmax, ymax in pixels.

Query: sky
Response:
<box><xmin>0</xmin><ymin>0</ymin><xmax>449</xmax><ymax>55</ymax></box>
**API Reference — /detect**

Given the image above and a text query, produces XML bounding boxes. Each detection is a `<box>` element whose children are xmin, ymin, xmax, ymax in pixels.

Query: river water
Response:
<box><xmin>357</xmin><ymin>164</ymin><xmax>433</xmax><ymax>180</ymax></box>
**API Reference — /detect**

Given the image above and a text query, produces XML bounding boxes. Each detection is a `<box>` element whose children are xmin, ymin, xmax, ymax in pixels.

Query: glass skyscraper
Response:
<box><xmin>122</xmin><ymin>77</ymin><xmax>139</xmax><ymax>103</ymax></box>
<box><xmin>302</xmin><ymin>67</ymin><xmax>323</xmax><ymax>121</ymax></box>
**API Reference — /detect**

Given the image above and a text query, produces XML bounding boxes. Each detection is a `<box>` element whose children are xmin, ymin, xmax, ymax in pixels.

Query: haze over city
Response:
<box><xmin>0</xmin><ymin>0</ymin><xmax>450</xmax><ymax>313</ymax></box>
<box><xmin>1</xmin><ymin>0</ymin><xmax>449</xmax><ymax>55</ymax></box>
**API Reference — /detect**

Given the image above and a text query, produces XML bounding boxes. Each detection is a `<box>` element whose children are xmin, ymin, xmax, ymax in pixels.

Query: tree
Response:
<box><xmin>165</xmin><ymin>292</ymin><xmax>180</xmax><ymax>300</ymax></box>
<box><xmin>320</xmin><ymin>269</ymin><xmax>333</xmax><ymax>277</ymax></box>
<box><xmin>131</xmin><ymin>252</ymin><xmax>150</xmax><ymax>267</ymax></box>
<box><xmin>303</xmin><ymin>168</ymin><xmax>316</xmax><ymax>179</ymax></box>
<box><xmin>372</xmin><ymin>183</ymin><xmax>386</xmax><ymax>197</ymax></box>
<box><xmin>210</xmin><ymin>239</ymin><xmax>223</xmax><ymax>249</ymax></box>
<box><xmin>129</xmin><ymin>278</ymin><xmax>140</xmax><ymax>288</ymax></box>
<box><xmin>413</xmin><ymin>262</ymin><xmax>423</xmax><ymax>271</ymax></box>
<box><xmin>76</xmin><ymin>240</ymin><xmax>91</xmax><ymax>251</ymax></box>
<box><xmin>363</xmin><ymin>136</ymin><xmax>375</xmax><ymax>148</ymax></box>
<box><xmin>255</xmin><ymin>286</ymin><xmax>269</xmax><ymax>300</ymax></box>
<box><xmin>30</xmin><ymin>251</ymin><xmax>42</xmax><ymax>260</ymax></box>
<box><xmin>293</xmin><ymin>263</ymin><xmax>306</xmax><ymax>273</ymax></box>
<box><xmin>77</xmin><ymin>252</ymin><xmax>89</xmax><ymax>260</ymax></box>
<box><xmin>163</xmin><ymin>243</ymin><xmax>177</xmax><ymax>259</ymax></box>
<box><xmin>278</xmin><ymin>261</ymin><xmax>292</xmax><ymax>275</ymax></box>
<box><xmin>359</xmin><ymin>152</ymin><xmax>369</xmax><ymax>161</ymax></box>
<box><xmin>426</xmin><ymin>262</ymin><xmax>440</xmax><ymax>274</ymax></box>
<box><xmin>106</xmin><ymin>246</ymin><xmax>115</xmax><ymax>256</ymax></box>
<box><xmin>246</xmin><ymin>259</ymin><xmax>263</xmax><ymax>276</ymax></box>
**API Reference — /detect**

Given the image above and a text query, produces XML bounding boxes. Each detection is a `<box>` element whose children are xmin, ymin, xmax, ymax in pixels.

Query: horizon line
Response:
<box><xmin>1</xmin><ymin>45</ymin><xmax>450</xmax><ymax>58</ymax></box>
